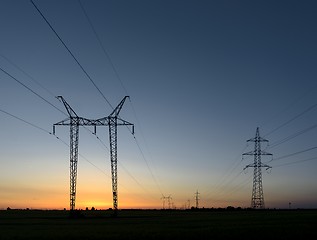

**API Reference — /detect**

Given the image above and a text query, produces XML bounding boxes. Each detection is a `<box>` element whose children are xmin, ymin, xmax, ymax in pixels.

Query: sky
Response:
<box><xmin>0</xmin><ymin>0</ymin><xmax>317</xmax><ymax>210</ymax></box>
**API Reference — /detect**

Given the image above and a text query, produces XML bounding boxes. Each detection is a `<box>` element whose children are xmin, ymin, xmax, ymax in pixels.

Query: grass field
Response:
<box><xmin>0</xmin><ymin>208</ymin><xmax>316</xmax><ymax>239</ymax></box>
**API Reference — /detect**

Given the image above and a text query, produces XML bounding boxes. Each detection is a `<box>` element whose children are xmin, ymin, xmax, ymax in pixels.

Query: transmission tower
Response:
<box><xmin>194</xmin><ymin>190</ymin><xmax>200</xmax><ymax>209</ymax></box>
<box><xmin>161</xmin><ymin>195</ymin><xmax>166</xmax><ymax>209</ymax></box>
<box><xmin>165</xmin><ymin>195</ymin><xmax>172</xmax><ymax>209</ymax></box>
<box><xmin>243</xmin><ymin>127</ymin><xmax>272</xmax><ymax>209</ymax></box>
<box><xmin>54</xmin><ymin>96</ymin><xmax>133</xmax><ymax>215</ymax></box>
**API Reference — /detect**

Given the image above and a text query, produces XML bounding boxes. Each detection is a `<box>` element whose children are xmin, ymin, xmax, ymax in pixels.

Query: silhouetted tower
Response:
<box><xmin>243</xmin><ymin>127</ymin><xmax>272</xmax><ymax>209</ymax></box>
<box><xmin>195</xmin><ymin>190</ymin><xmax>200</xmax><ymax>208</ymax></box>
<box><xmin>54</xmin><ymin>96</ymin><xmax>133</xmax><ymax>215</ymax></box>
<box><xmin>161</xmin><ymin>195</ymin><xmax>166</xmax><ymax>209</ymax></box>
<box><xmin>166</xmin><ymin>195</ymin><xmax>172</xmax><ymax>209</ymax></box>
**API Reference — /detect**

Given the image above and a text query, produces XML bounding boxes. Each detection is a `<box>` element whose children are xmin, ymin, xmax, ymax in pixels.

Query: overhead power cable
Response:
<box><xmin>133</xmin><ymin>135</ymin><xmax>163</xmax><ymax>196</ymax></box>
<box><xmin>272</xmin><ymin>156</ymin><xmax>317</xmax><ymax>168</ymax></box>
<box><xmin>1</xmin><ymin>52</ymin><xmax>111</xmax><ymax>154</ymax></box>
<box><xmin>264</xmin><ymin>102</ymin><xmax>317</xmax><ymax>137</ymax></box>
<box><xmin>204</xmin><ymin>144</ymin><xmax>249</xmax><ymax>198</ymax></box>
<box><xmin>267</xmin><ymin>146</ymin><xmax>317</xmax><ymax>163</ymax></box>
<box><xmin>0</xmin><ymin>107</ymin><xmax>111</xmax><ymax>178</ymax></box>
<box><xmin>268</xmin><ymin>123</ymin><xmax>317</xmax><ymax>149</ymax></box>
<box><xmin>78</xmin><ymin>0</ymin><xmax>129</xmax><ymax>97</ymax></box>
<box><xmin>260</xmin><ymin>89</ymin><xmax>312</xmax><ymax>129</ymax></box>
<box><xmin>30</xmin><ymin>0</ymin><xmax>113</xmax><ymax>110</ymax></box>
<box><xmin>0</xmin><ymin>66</ymin><xmax>66</xmax><ymax>116</ymax></box>
<box><xmin>77</xmin><ymin>0</ymin><xmax>163</xmax><ymax>197</ymax></box>
<box><xmin>0</xmin><ymin>108</ymin><xmax>52</xmax><ymax>134</ymax></box>
<box><xmin>0</xmin><ymin>54</ymin><xmax>56</xmax><ymax>98</ymax></box>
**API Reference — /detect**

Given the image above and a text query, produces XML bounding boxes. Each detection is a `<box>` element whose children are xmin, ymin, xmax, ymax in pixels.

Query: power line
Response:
<box><xmin>78</xmin><ymin>0</ymin><xmax>163</xmax><ymax>197</ymax></box>
<box><xmin>206</xmin><ymin>144</ymin><xmax>249</xmax><ymax>198</ymax></box>
<box><xmin>77</xmin><ymin>0</ymin><xmax>129</xmax><ymax>97</ymax></box>
<box><xmin>260</xmin><ymin>89</ymin><xmax>313</xmax><ymax>130</ymax></box>
<box><xmin>1</xmin><ymin>51</ymin><xmax>113</xmax><ymax>155</ymax></box>
<box><xmin>268</xmin><ymin>146</ymin><xmax>317</xmax><ymax>163</ymax></box>
<box><xmin>132</xmin><ymin>135</ymin><xmax>163</xmax><ymax>196</ymax></box>
<box><xmin>0</xmin><ymin>53</ymin><xmax>57</xmax><ymax>99</ymax></box>
<box><xmin>263</xmin><ymin>102</ymin><xmax>317</xmax><ymax>137</ymax></box>
<box><xmin>0</xmin><ymin>108</ymin><xmax>52</xmax><ymax>135</ymax></box>
<box><xmin>30</xmin><ymin>0</ymin><xmax>113</xmax><ymax>110</ymax></box>
<box><xmin>0</xmin><ymin>107</ymin><xmax>110</xmax><ymax>179</ymax></box>
<box><xmin>267</xmin><ymin>123</ymin><xmax>317</xmax><ymax>149</ymax></box>
<box><xmin>0</xmin><ymin>66</ymin><xmax>66</xmax><ymax>116</ymax></box>
<box><xmin>272</xmin><ymin>156</ymin><xmax>317</xmax><ymax>168</ymax></box>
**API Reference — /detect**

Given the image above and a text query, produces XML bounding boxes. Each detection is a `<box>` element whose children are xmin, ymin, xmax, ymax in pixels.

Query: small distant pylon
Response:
<box><xmin>243</xmin><ymin>127</ymin><xmax>272</xmax><ymax>209</ymax></box>
<box><xmin>166</xmin><ymin>195</ymin><xmax>172</xmax><ymax>209</ymax></box>
<box><xmin>161</xmin><ymin>195</ymin><xmax>166</xmax><ymax>209</ymax></box>
<box><xmin>194</xmin><ymin>190</ymin><xmax>200</xmax><ymax>209</ymax></box>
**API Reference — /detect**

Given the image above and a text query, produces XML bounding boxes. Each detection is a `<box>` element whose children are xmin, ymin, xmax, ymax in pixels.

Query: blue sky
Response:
<box><xmin>0</xmin><ymin>0</ymin><xmax>316</xmax><ymax>210</ymax></box>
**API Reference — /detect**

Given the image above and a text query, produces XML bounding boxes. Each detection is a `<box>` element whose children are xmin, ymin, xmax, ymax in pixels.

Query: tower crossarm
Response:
<box><xmin>243</xmin><ymin>150</ymin><xmax>273</xmax><ymax>156</ymax></box>
<box><xmin>54</xmin><ymin>117</ymin><xmax>108</xmax><ymax>126</ymax></box>
<box><xmin>243</xmin><ymin>163</ymin><xmax>271</xmax><ymax>171</ymax></box>
<box><xmin>246</xmin><ymin>136</ymin><xmax>269</xmax><ymax>143</ymax></box>
<box><xmin>116</xmin><ymin>117</ymin><xmax>134</xmax><ymax>126</ymax></box>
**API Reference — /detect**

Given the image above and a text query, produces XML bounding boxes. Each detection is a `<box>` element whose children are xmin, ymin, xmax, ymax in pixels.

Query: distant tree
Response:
<box><xmin>91</xmin><ymin>207</ymin><xmax>95</xmax><ymax>211</ymax></box>
<box><xmin>7</xmin><ymin>207</ymin><xmax>11</xmax><ymax>211</ymax></box>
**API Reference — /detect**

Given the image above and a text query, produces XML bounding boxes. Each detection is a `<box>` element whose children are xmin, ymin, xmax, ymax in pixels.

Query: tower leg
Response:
<box><xmin>109</xmin><ymin>118</ymin><xmax>118</xmax><ymax>215</ymax></box>
<box><xmin>70</xmin><ymin>123</ymin><xmax>79</xmax><ymax>212</ymax></box>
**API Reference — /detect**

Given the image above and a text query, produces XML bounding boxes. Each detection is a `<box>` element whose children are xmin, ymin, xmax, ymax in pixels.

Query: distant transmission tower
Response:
<box><xmin>243</xmin><ymin>127</ymin><xmax>272</xmax><ymax>209</ymax></box>
<box><xmin>195</xmin><ymin>190</ymin><xmax>200</xmax><ymax>209</ymax></box>
<box><xmin>166</xmin><ymin>195</ymin><xmax>172</xmax><ymax>209</ymax></box>
<box><xmin>161</xmin><ymin>195</ymin><xmax>166</xmax><ymax>209</ymax></box>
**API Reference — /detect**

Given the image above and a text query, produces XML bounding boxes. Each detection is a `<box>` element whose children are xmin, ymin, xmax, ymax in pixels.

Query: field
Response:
<box><xmin>0</xmin><ymin>208</ymin><xmax>316</xmax><ymax>239</ymax></box>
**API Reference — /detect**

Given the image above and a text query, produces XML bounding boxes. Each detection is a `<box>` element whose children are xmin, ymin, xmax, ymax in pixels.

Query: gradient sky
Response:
<box><xmin>0</xmin><ymin>0</ymin><xmax>317</xmax><ymax>210</ymax></box>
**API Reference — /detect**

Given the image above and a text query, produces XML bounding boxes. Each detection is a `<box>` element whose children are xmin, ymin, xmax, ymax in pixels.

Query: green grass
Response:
<box><xmin>0</xmin><ymin>209</ymin><xmax>316</xmax><ymax>239</ymax></box>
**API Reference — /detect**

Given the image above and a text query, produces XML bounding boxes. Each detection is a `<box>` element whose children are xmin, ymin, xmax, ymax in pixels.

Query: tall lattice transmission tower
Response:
<box><xmin>243</xmin><ymin>127</ymin><xmax>272</xmax><ymax>209</ymax></box>
<box><xmin>54</xmin><ymin>96</ymin><xmax>133</xmax><ymax>216</ymax></box>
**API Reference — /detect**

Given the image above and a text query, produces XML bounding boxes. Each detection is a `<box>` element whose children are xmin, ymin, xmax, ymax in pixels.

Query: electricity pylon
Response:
<box><xmin>194</xmin><ymin>190</ymin><xmax>200</xmax><ymax>209</ymax></box>
<box><xmin>161</xmin><ymin>195</ymin><xmax>166</xmax><ymax>209</ymax></box>
<box><xmin>54</xmin><ymin>96</ymin><xmax>133</xmax><ymax>215</ymax></box>
<box><xmin>166</xmin><ymin>195</ymin><xmax>172</xmax><ymax>209</ymax></box>
<box><xmin>243</xmin><ymin>127</ymin><xmax>272</xmax><ymax>209</ymax></box>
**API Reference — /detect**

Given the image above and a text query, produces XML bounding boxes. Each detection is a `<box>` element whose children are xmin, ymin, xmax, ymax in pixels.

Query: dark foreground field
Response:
<box><xmin>0</xmin><ymin>208</ymin><xmax>316</xmax><ymax>239</ymax></box>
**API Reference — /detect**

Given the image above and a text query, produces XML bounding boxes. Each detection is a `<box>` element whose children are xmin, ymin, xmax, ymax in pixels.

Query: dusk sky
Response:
<box><xmin>0</xmin><ymin>0</ymin><xmax>317</xmax><ymax>210</ymax></box>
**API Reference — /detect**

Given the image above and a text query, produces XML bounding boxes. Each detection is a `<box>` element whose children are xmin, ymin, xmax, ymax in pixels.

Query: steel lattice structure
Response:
<box><xmin>243</xmin><ymin>127</ymin><xmax>272</xmax><ymax>209</ymax></box>
<box><xmin>53</xmin><ymin>96</ymin><xmax>133</xmax><ymax>214</ymax></box>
